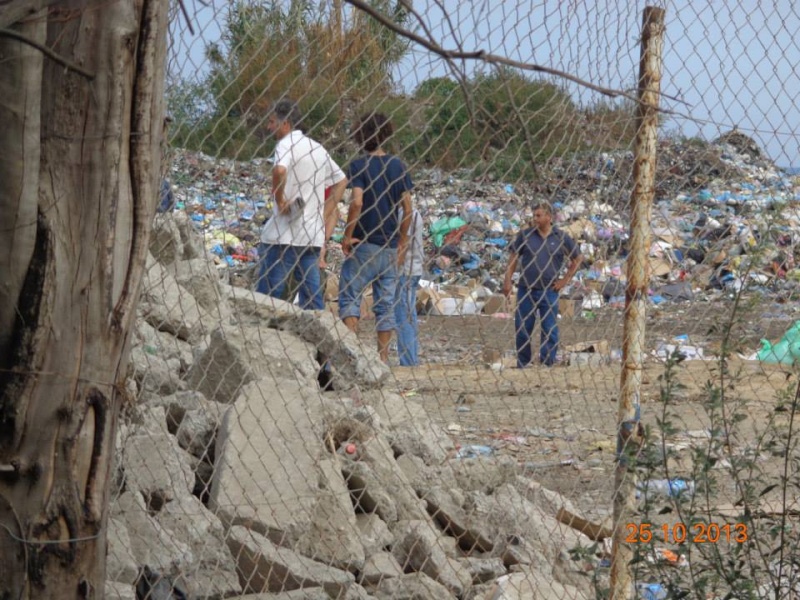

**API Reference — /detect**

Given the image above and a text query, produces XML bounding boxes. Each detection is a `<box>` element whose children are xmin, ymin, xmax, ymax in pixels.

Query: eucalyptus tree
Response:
<box><xmin>0</xmin><ymin>0</ymin><xmax>168</xmax><ymax>596</ymax></box>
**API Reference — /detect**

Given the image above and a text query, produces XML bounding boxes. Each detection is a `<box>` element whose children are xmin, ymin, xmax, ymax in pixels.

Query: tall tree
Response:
<box><xmin>0</xmin><ymin>0</ymin><xmax>167</xmax><ymax>597</ymax></box>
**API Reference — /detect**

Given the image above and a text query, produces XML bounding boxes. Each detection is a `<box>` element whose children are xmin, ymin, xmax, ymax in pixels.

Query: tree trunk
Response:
<box><xmin>0</xmin><ymin>0</ymin><xmax>167</xmax><ymax>597</ymax></box>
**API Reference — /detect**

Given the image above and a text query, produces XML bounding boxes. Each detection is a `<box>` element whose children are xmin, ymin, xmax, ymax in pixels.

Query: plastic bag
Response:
<box><xmin>757</xmin><ymin>321</ymin><xmax>800</xmax><ymax>365</ymax></box>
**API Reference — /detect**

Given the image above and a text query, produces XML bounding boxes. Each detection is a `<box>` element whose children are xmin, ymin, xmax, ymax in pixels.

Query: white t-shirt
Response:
<box><xmin>261</xmin><ymin>130</ymin><xmax>346</xmax><ymax>248</ymax></box>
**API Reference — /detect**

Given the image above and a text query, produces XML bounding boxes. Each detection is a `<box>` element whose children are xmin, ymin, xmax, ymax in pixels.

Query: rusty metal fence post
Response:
<box><xmin>610</xmin><ymin>6</ymin><xmax>665</xmax><ymax>600</ymax></box>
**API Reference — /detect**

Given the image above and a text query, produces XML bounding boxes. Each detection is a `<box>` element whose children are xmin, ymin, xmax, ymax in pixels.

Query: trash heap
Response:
<box><xmin>163</xmin><ymin>130</ymin><xmax>800</xmax><ymax>326</ymax></box>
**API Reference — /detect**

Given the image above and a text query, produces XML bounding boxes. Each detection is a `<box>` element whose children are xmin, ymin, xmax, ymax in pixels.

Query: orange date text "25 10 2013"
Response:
<box><xmin>625</xmin><ymin>522</ymin><xmax>748</xmax><ymax>544</ymax></box>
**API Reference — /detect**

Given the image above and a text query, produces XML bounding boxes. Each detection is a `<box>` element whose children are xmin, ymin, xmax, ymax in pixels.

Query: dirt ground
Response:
<box><xmin>356</xmin><ymin>298</ymin><xmax>800</xmax><ymax>542</ymax></box>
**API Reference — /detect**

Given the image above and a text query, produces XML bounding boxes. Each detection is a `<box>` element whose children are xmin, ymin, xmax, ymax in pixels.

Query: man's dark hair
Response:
<box><xmin>531</xmin><ymin>202</ymin><xmax>553</xmax><ymax>216</ymax></box>
<box><xmin>353</xmin><ymin>113</ymin><xmax>393</xmax><ymax>152</ymax></box>
<box><xmin>272</xmin><ymin>99</ymin><xmax>302</xmax><ymax>129</ymax></box>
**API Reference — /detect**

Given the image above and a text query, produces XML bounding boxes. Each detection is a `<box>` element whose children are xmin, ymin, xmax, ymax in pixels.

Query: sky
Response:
<box><xmin>171</xmin><ymin>0</ymin><xmax>800</xmax><ymax>166</ymax></box>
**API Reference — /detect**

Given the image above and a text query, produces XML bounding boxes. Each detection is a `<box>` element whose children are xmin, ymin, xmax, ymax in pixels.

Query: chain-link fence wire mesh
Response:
<box><xmin>113</xmin><ymin>1</ymin><xmax>800</xmax><ymax>598</ymax></box>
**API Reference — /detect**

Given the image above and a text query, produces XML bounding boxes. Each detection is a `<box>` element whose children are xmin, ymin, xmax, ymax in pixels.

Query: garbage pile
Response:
<box><xmin>162</xmin><ymin>130</ymin><xmax>800</xmax><ymax>325</ymax></box>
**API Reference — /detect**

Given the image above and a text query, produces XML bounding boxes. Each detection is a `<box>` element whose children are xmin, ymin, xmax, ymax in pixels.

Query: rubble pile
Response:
<box><xmin>111</xmin><ymin>217</ymin><xmax>604</xmax><ymax>599</ymax></box>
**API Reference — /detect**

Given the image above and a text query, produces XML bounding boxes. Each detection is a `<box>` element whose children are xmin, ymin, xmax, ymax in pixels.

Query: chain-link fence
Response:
<box><xmin>115</xmin><ymin>2</ymin><xmax>800</xmax><ymax>598</ymax></box>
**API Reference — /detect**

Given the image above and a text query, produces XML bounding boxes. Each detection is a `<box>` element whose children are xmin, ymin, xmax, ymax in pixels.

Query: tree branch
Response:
<box><xmin>0</xmin><ymin>27</ymin><xmax>94</xmax><ymax>79</ymax></box>
<box><xmin>345</xmin><ymin>0</ymin><xmax>644</xmax><ymax>104</ymax></box>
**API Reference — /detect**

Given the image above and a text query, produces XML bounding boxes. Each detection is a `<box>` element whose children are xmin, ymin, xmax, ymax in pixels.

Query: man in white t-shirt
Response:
<box><xmin>256</xmin><ymin>99</ymin><xmax>347</xmax><ymax>309</ymax></box>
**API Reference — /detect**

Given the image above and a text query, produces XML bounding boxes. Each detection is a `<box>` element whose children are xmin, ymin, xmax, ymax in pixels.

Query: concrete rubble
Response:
<box><xmin>108</xmin><ymin>209</ymin><xmax>603</xmax><ymax>599</ymax></box>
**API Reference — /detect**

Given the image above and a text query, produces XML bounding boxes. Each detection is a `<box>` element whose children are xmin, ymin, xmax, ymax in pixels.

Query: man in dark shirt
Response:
<box><xmin>503</xmin><ymin>203</ymin><xmax>582</xmax><ymax>367</ymax></box>
<box><xmin>339</xmin><ymin>113</ymin><xmax>413</xmax><ymax>363</ymax></box>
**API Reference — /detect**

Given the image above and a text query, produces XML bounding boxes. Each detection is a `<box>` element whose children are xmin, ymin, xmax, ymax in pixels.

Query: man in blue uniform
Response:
<box><xmin>503</xmin><ymin>203</ymin><xmax>582</xmax><ymax>367</ymax></box>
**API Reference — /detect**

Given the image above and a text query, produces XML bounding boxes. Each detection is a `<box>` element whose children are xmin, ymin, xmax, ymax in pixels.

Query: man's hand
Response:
<box><xmin>318</xmin><ymin>250</ymin><xmax>328</xmax><ymax>270</ymax></box>
<box><xmin>397</xmin><ymin>241</ymin><xmax>409</xmax><ymax>268</ymax></box>
<box><xmin>275</xmin><ymin>195</ymin><xmax>292</xmax><ymax>215</ymax></box>
<box><xmin>503</xmin><ymin>279</ymin><xmax>513</xmax><ymax>297</ymax></box>
<box><xmin>342</xmin><ymin>237</ymin><xmax>359</xmax><ymax>256</ymax></box>
<box><xmin>552</xmin><ymin>277</ymin><xmax>571</xmax><ymax>292</ymax></box>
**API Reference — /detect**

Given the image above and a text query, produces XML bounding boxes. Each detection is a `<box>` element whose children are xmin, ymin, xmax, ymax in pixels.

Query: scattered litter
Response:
<box><xmin>636</xmin><ymin>478</ymin><xmax>695</xmax><ymax>499</ymax></box>
<box><xmin>636</xmin><ymin>582</ymin><xmax>667</xmax><ymax>600</ymax></box>
<box><xmin>454</xmin><ymin>444</ymin><xmax>494</xmax><ymax>459</ymax></box>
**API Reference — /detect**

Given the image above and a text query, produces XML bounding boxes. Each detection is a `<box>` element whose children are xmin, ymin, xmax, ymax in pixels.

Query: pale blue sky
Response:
<box><xmin>171</xmin><ymin>0</ymin><xmax>800</xmax><ymax>166</ymax></box>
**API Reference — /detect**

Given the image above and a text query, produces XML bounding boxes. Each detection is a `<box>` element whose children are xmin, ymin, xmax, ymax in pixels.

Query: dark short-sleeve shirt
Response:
<box><xmin>510</xmin><ymin>227</ymin><xmax>579</xmax><ymax>289</ymax></box>
<box><xmin>348</xmin><ymin>155</ymin><xmax>413</xmax><ymax>248</ymax></box>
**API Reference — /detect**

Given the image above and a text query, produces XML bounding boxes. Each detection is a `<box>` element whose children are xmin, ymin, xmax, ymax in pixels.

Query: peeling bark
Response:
<box><xmin>0</xmin><ymin>0</ymin><xmax>167</xmax><ymax>597</ymax></box>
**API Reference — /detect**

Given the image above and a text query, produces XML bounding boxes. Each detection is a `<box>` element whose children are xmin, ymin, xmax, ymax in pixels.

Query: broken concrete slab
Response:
<box><xmin>340</xmin><ymin>460</ymin><xmax>398</xmax><ymax>523</ymax></box>
<box><xmin>420</xmin><ymin>486</ymin><xmax>494</xmax><ymax>554</ymax></box>
<box><xmin>172</xmin><ymin>211</ymin><xmax>206</xmax><ymax>261</ymax></box>
<box><xmin>169</xmin><ymin>257</ymin><xmax>226</xmax><ymax>312</ymax></box>
<box><xmin>293</xmin><ymin>459</ymin><xmax>366</xmax><ymax>572</ymax></box>
<box><xmin>174</xmin><ymin>407</ymin><xmax>221</xmax><ymax>461</ymax></box>
<box><xmin>156</xmin><ymin>494</ymin><xmax>242</xmax><ymax>598</ymax></box>
<box><xmin>210</xmin><ymin>379</ymin><xmax>363</xmax><ymax>568</ymax></box>
<box><xmin>105</xmin><ymin>517</ymin><xmax>138</xmax><ymax>585</ymax></box>
<box><xmin>111</xmin><ymin>491</ymin><xmax>194</xmax><ymax>574</ymax></box>
<box><xmin>223</xmin><ymin>285</ymin><xmax>304</xmax><ymax>325</ymax></box>
<box><xmin>184</xmin><ymin>324</ymin><xmax>319</xmax><ymax>404</ymax></box>
<box><xmin>227</xmin><ymin>526</ymin><xmax>356</xmax><ymax>597</ymax></box>
<box><xmin>354</xmin><ymin>514</ymin><xmax>394</xmax><ymax>556</ymax></box>
<box><xmin>134</xmin><ymin>319</ymin><xmax>195</xmax><ymax>370</ymax></box>
<box><xmin>286</xmin><ymin>310</ymin><xmax>390</xmax><ymax>390</ymax></box>
<box><xmin>390</xmin><ymin>519</ymin><xmax>473</xmax><ymax>596</ymax></box>
<box><xmin>120</xmin><ymin>407</ymin><xmax>195</xmax><ymax>502</ymax></box>
<box><xmin>449</xmin><ymin>456</ymin><xmax>520</xmax><ymax>494</ymax></box>
<box><xmin>140</xmin><ymin>255</ymin><xmax>210</xmax><ymax>343</ymax></box>
<box><xmin>104</xmin><ymin>581</ymin><xmax>137</xmax><ymax>600</ymax></box>
<box><xmin>149</xmin><ymin>389</ymin><xmax>218</xmax><ymax>433</ymax></box>
<box><xmin>225</xmin><ymin>287</ymin><xmax>390</xmax><ymax>390</ymax></box>
<box><xmin>358</xmin><ymin>552</ymin><xmax>404</xmax><ymax>587</ymax></box>
<box><xmin>234</xmin><ymin>590</ymin><xmax>331</xmax><ymax>600</ymax></box>
<box><xmin>150</xmin><ymin>214</ymin><xmax>185</xmax><ymax>266</ymax></box>
<box><xmin>372</xmin><ymin>573</ymin><xmax>456</xmax><ymax>600</ymax></box>
<box><xmin>339</xmin><ymin>435</ymin><xmax>429</xmax><ymax>526</ymax></box>
<box><xmin>128</xmin><ymin>345</ymin><xmax>182</xmax><ymax>396</ymax></box>
<box><xmin>365</xmin><ymin>391</ymin><xmax>454</xmax><ymax>464</ymax></box>
<box><xmin>487</xmin><ymin>570</ymin><xmax>589</xmax><ymax>600</ymax></box>
<box><xmin>461</xmin><ymin>556</ymin><xmax>507</xmax><ymax>584</ymax></box>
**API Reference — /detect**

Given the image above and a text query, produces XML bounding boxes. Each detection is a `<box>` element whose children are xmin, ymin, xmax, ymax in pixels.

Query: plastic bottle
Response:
<box><xmin>455</xmin><ymin>445</ymin><xmax>494</xmax><ymax>459</ymax></box>
<box><xmin>636</xmin><ymin>478</ymin><xmax>695</xmax><ymax>499</ymax></box>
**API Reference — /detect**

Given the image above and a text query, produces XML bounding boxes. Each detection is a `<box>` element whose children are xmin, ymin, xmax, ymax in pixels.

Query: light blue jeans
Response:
<box><xmin>255</xmin><ymin>243</ymin><xmax>324</xmax><ymax>310</ymax></box>
<box><xmin>339</xmin><ymin>242</ymin><xmax>398</xmax><ymax>332</ymax></box>
<box><xmin>394</xmin><ymin>275</ymin><xmax>421</xmax><ymax>366</ymax></box>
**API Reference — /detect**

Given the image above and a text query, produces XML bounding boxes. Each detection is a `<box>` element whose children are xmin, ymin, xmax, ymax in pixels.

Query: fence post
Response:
<box><xmin>610</xmin><ymin>6</ymin><xmax>665</xmax><ymax>600</ymax></box>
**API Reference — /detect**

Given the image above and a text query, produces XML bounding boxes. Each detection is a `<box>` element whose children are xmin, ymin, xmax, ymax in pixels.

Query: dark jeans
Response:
<box><xmin>515</xmin><ymin>286</ymin><xmax>559</xmax><ymax>367</ymax></box>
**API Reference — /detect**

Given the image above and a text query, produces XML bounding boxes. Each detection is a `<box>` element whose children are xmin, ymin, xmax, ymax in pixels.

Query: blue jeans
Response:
<box><xmin>515</xmin><ymin>287</ymin><xmax>559</xmax><ymax>367</ymax></box>
<box><xmin>255</xmin><ymin>243</ymin><xmax>324</xmax><ymax>310</ymax></box>
<box><xmin>394</xmin><ymin>275</ymin><xmax>421</xmax><ymax>366</ymax></box>
<box><xmin>339</xmin><ymin>242</ymin><xmax>398</xmax><ymax>332</ymax></box>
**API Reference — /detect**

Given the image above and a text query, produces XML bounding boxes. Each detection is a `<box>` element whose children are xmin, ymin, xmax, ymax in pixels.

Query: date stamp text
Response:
<box><xmin>625</xmin><ymin>522</ymin><xmax>748</xmax><ymax>544</ymax></box>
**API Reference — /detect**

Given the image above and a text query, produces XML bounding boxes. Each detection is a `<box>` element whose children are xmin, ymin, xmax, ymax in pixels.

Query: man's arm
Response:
<box><xmin>553</xmin><ymin>253</ymin><xmax>583</xmax><ymax>292</ymax></box>
<box><xmin>324</xmin><ymin>178</ymin><xmax>347</xmax><ymax>244</ymax></box>
<box><xmin>272</xmin><ymin>165</ymin><xmax>291</xmax><ymax>214</ymax></box>
<box><xmin>503</xmin><ymin>251</ymin><xmax>519</xmax><ymax>297</ymax></box>
<box><xmin>342</xmin><ymin>187</ymin><xmax>363</xmax><ymax>256</ymax></box>
<box><xmin>320</xmin><ymin>178</ymin><xmax>348</xmax><ymax>267</ymax></box>
<box><xmin>396</xmin><ymin>191</ymin><xmax>412</xmax><ymax>266</ymax></box>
